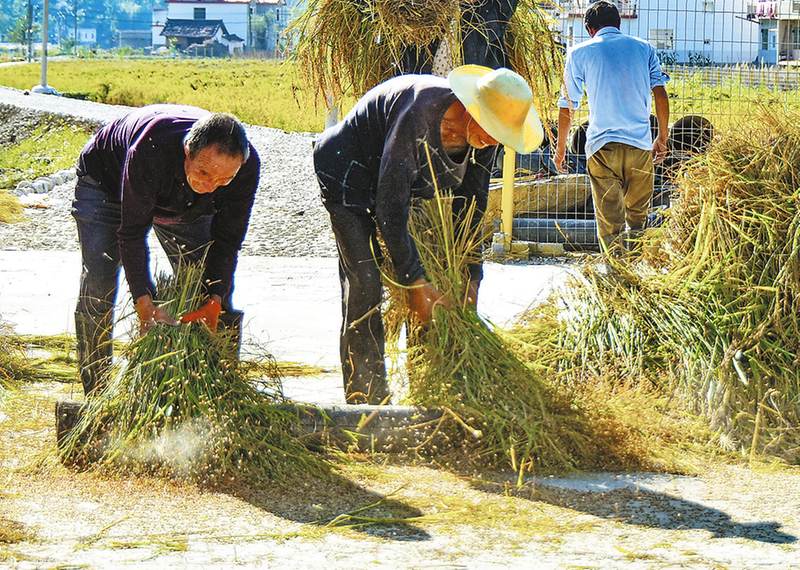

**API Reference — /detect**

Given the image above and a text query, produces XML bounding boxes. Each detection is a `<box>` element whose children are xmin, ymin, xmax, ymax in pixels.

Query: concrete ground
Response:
<box><xmin>5</xmin><ymin>251</ymin><xmax>800</xmax><ymax>570</ymax></box>
<box><xmin>0</xmin><ymin>250</ymin><xmax>571</xmax><ymax>405</ymax></box>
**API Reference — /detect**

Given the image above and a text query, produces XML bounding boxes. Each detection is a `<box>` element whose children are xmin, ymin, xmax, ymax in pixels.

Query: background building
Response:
<box><xmin>551</xmin><ymin>0</ymin><xmax>760</xmax><ymax>65</ymax></box>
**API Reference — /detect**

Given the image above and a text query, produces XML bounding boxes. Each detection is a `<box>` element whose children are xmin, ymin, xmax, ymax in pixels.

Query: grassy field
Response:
<box><xmin>3</xmin><ymin>57</ymin><xmax>800</xmax><ymax>135</ymax></box>
<box><xmin>0</xmin><ymin>58</ymin><xmax>337</xmax><ymax>133</ymax></box>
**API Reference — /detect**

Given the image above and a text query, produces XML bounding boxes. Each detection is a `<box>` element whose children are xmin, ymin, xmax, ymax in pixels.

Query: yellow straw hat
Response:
<box><xmin>448</xmin><ymin>65</ymin><xmax>544</xmax><ymax>154</ymax></box>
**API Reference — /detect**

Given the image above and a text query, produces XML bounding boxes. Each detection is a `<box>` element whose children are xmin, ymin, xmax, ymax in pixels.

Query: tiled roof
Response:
<box><xmin>161</xmin><ymin>19</ymin><xmax>228</xmax><ymax>38</ymax></box>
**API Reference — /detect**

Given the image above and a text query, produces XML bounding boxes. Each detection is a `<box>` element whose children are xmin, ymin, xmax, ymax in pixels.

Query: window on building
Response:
<box><xmin>702</xmin><ymin>1</ymin><xmax>714</xmax><ymax>12</ymax></box>
<box><xmin>794</xmin><ymin>1</ymin><xmax>800</xmax><ymax>13</ymax></box>
<box><xmin>194</xmin><ymin>7</ymin><xmax>206</xmax><ymax>19</ymax></box>
<box><xmin>649</xmin><ymin>29</ymin><xmax>674</xmax><ymax>50</ymax></box>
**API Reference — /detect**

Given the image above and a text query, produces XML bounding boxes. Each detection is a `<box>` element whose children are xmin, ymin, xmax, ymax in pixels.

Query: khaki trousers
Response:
<box><xmin>587</xmin><ymin>143</ymin><xmax>654</xmax><ymax>246</ymax></box>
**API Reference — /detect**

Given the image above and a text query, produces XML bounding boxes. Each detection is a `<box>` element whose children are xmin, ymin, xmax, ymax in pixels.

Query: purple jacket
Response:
<box><xmin>77</xmin><ymin>104</ymin><xmax>260</xmax><ymax>301</ymax></box>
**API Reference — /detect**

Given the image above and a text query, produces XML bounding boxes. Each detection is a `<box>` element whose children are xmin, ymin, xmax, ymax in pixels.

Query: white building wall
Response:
<box><xmin>69</xmin><ymin>28</ymin><xmax>97</xmax><ymax>45</ymax></box>
<box><xmin>166</xmin><ymin>2</ymin><xmax>250</xmax><ymax>44</ymax></box>
<box><xmin>558</xmin><ymin>1</ymin><xmax>760</xmax><ymax>65</ymax></box>
<box><xmin>152</xmin><ymin>7</ymin><xmax>168</xmax><ymax>47</ymax></box>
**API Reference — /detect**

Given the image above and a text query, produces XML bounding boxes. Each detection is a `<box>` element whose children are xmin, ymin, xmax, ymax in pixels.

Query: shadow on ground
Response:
<box><xmin>215</xmin><ymin>470</ymin><xmax>432</xmax><ymax>542</ymax></box>
<box><xmin>474</xmin><ymin>477</ymin><xmax>797</xmax><ymax>544</ymax></box>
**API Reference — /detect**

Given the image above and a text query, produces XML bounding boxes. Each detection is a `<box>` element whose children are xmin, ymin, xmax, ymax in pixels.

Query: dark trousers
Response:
<box><xmin>324</xmin><ymin>201</ymin><xmax>391</xmax><ymax>405</ymax></box>
<box><xmin>400</xmin><ymin>0</ymin><xmax>519</xmax><ymax>73</ymax></box>
<box><xmin>71</xmin><ymin>178</ymin><xmax>214</xmax><ymax>322</ymax></box>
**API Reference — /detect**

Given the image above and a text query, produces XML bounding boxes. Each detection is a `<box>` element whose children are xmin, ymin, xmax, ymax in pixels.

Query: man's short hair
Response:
<box><xmin>184</xmin><ymin>113</ymin><xmax>249</xmax><ymax>162</ymax></box>
<box><xmin>585</xmin><ymin>0</ymin><xmax>621</xmax><ymax>31</ymax></box>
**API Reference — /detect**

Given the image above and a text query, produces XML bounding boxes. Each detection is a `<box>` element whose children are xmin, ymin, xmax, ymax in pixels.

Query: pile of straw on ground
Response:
<box><xmin>546</xmin><ymin>106</ymin><xmax>800</xmax><ymax>464</ymax></box>
<box><xmin>383</xmin><ymin>193</ymin><xmax>679</xmax><ymax>476</ymax></box>
<box><xmin>288</xmin><ymin>0</ymin><xmax>561</xmax><ymax>114</ymax></box>
<box><xmin>59</xmin><ymin>264</ymin><xmax>329</xmax><ymax>482</ymax></box>
<box><xmin>0</xmin><ymin>189</ymin><xmax>23</xmax><ymax>224</ymax></box>
<box><xmin>0</xmin><ymin>323</ymin><xmax>30</xmax><ymax>389</ymax></box>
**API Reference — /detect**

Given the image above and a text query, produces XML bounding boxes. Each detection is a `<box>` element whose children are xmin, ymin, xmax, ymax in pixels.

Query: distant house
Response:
<box><xmin>747</xmin><ymin>1</ymin><xmax>800</xmax><ymax>65</ymax></box>
<box><xmin>69</xmin><ymin>28</ymin><xmax>97</xmax><ymax>47</ymax></box>
<box><xmin>117</xmin><ymin>30</ymin><xmax>152</xmax><ymax>50</ymax></box>
<box><xmin>152</xmin><ymin>7</ymin><xmax>168</xmax><ymax>49</ymax></box>
<box><xmin>156</xmin><ymin>0</ymin><xmax>288</xmax><ymax>53</ymax></box>
<box><xmin>549</xmin><ymin>0</ymin><xmax>760</xmax><ymax>65</ymax></box>
<box><xmin>161</xmin><ymin>18</ymin><xmax>244</xmax><ymax>55</ymax></box>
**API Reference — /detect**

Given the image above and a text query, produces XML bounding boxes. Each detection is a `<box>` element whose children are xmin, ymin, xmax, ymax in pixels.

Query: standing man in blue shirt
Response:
<box><xmin>553</xmin><ymin>0</ymin><xmax>669</xmax><ymax>253</ymax></box>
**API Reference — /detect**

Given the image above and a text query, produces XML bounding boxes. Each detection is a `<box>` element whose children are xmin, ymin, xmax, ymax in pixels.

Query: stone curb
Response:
<box><xmin>13</xmin><ymin>168</ymin><xmax>76</xmax><ymax>196</ymax></box>
<box><xmin>55</xmin><ymin>400</ymin><xmax>447</xmax><ymax>456</ymax></box>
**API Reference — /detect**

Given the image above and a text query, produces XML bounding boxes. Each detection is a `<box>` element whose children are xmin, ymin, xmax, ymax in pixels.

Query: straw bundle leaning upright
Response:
<box><xmin>384</xmin><ymin>192</ymin><xmax>638</xmax><ymax>476</ymax></box>
<box><xmin>661</xmin><ymin>106</ymin><xmax>800</xmax><ymax>459</ymax></box>
<box><xmin>545</xmin><ymin>106</ymin><xmax>800</xmax><ymax>464</ymax></box>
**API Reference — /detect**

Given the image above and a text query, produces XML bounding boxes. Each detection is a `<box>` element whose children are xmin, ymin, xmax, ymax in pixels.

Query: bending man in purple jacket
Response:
<box><xmin>72</xmin><ymin>104</ymin><xmax>260</xmax><ymax>396</ymax></box>
<box><xmin>314</xmin><ymin>65</ymin><xmax>543</xmax><ymax>405</ymax></box>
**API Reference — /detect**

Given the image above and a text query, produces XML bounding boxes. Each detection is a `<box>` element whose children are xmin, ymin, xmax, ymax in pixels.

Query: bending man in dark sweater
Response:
<box><xmin>314</xmin><ymin>65</ymin><xmax>543</xmax><ymax>404</ymax></box>
<box><xmin>72</xmin><ymin>104</ymin><xmax>260</xmax><ymax>396</ymax></box>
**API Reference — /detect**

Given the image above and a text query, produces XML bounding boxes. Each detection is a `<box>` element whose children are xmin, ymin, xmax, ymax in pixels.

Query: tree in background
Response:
<box><xmin>2</xmin><ymin>0</ymin><xmax>26</xmax><ymax>43</ymax></box>
<box><xmin>6</xmin><ymin>16</ymin><xmax>29</xmax><ymax>46</ymax></box>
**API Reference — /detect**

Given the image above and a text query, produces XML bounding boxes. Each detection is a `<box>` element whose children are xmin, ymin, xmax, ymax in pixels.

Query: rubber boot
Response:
<box><xmin>218</xmin><ymin>309</ymin><xmax>243</xmax><ymax>361</ymax></box>
<box><xmin>343</xmin><ymin>357</ymin><xmax>391</xmax><ymax>405</ymax></box>
<box><xmin>622</xmin><ymin>228</ymin><xmax>645</xmax><ymax>261</ymax></box>
<box><xmin>74</xmin><ymin>311</ymin><xmax>113</xmax><ymax>397</ymax></box>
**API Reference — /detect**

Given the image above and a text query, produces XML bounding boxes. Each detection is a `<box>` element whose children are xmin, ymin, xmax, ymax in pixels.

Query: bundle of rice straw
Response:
<box><xmin>383</xmin><ymin>191</ymin><xmax>608</xmax><ymax>476</ymax></box>
<box><xmin>59</xmin><ymin>263</ymin><xmax>329</xmax><ymax>482</ymax></box>
<box><xmin>0</xmin><ymin>322</ymin><xmax>30</xmax><ymax>389</ymax></box>
<box><xmin>660</xmin><ymin>106</ymin><xmax>800</xmax><ymax>460</ymax></box>
<box><xmin>288</xmin><ymin>0</ymin><xmax>561</xmax><ymax>112</ymax></box>
<box><xmin>550</xmin><ymin>106</ymin><xmax>800</xmax><ymax>463</ymax></box>
<box><xmin>0</xmin><ymin>189</ymin><xmax>23</xmax><ymax>223</ymax></box>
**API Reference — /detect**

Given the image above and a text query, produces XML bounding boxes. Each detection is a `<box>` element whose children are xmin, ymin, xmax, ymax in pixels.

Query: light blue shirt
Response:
<box><xmin>558</xmin><ymin>26</ymin><xmax>667</xmax><ymax>158</ymax></box>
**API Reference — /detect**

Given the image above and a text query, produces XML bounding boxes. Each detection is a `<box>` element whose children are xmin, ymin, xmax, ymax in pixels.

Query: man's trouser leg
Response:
<box><xmin>74</xmin><ymin>311</ymin><xmax>113</xmax><ymax>396</ymax></box>
<box><xmin>325</xmin><ymin>203</ymin><xmax>391</xmax><ymax>405</ymax></box>
<box><xmin>152</xmin><ymin>217</ymin><xmax>214</xmax><ymax>277</ymax></box>
<box><xmin>152</xmin><ymin>219</ymin><xmax>244</xmax><ymax>358</ymax></box>
<box><xmin>587</xmin><ymin>143</ymin><xmax>654</xmax><ymax>256</ymax></box>
<box><xmin>72</xmin><ymin>179</ymin><xmax>121</xmax><ymax>396</ymax></box>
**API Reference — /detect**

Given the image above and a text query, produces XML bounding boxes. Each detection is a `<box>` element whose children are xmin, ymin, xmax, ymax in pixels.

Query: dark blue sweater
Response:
<box><xmin>313</xmin><ymin>75</ymin><xmax>494</xmax><ymax>285</ymax></box>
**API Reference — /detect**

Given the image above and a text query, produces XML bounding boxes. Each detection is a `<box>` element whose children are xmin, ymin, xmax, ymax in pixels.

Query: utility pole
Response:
<box><xmin>73</xmin><ymin>0</ymin><xmax>78</xmax><ymax>56</ymax></box>
<box><xmin>33</xmin><ymin>0</ymin><xmax>58</xmax><ymax>94</ymax></box>
<box><xmin>248</xmin><ymin>1</ymin><xmax>253</xmax><ymax>52</ymax></box>
<box><xmin>27</xmin><ymin>0</ymin><xmax>33</xmax><ymax>63</ymax></box>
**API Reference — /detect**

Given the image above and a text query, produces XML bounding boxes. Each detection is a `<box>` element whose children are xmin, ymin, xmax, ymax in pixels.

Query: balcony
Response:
<box><xmin>747</xmin><ymin>1</ymin><xmax>778</xmax><ymax>20</ymax></box>
<box><xmin>557</xmin><ymin>0</ymin><xmax>638</xmax><ymax>19</ymax></box>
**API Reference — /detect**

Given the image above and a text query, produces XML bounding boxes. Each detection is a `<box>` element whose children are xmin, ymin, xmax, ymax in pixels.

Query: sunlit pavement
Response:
<box><xmin>0</xmin><ymin>250</ymin><xmax>572</xmax><ymax>405</ymax></box>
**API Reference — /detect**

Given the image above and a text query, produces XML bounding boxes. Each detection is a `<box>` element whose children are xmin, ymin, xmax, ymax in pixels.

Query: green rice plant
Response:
<box><xmin>58</xmin><ymin>262</ymin><xmax>330</xmax><ymax>482</ymax></box>
<box><xmin>0</xmin><ymin>59</ymin><xmax>332</xmax><ymax>133</ymax></box>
